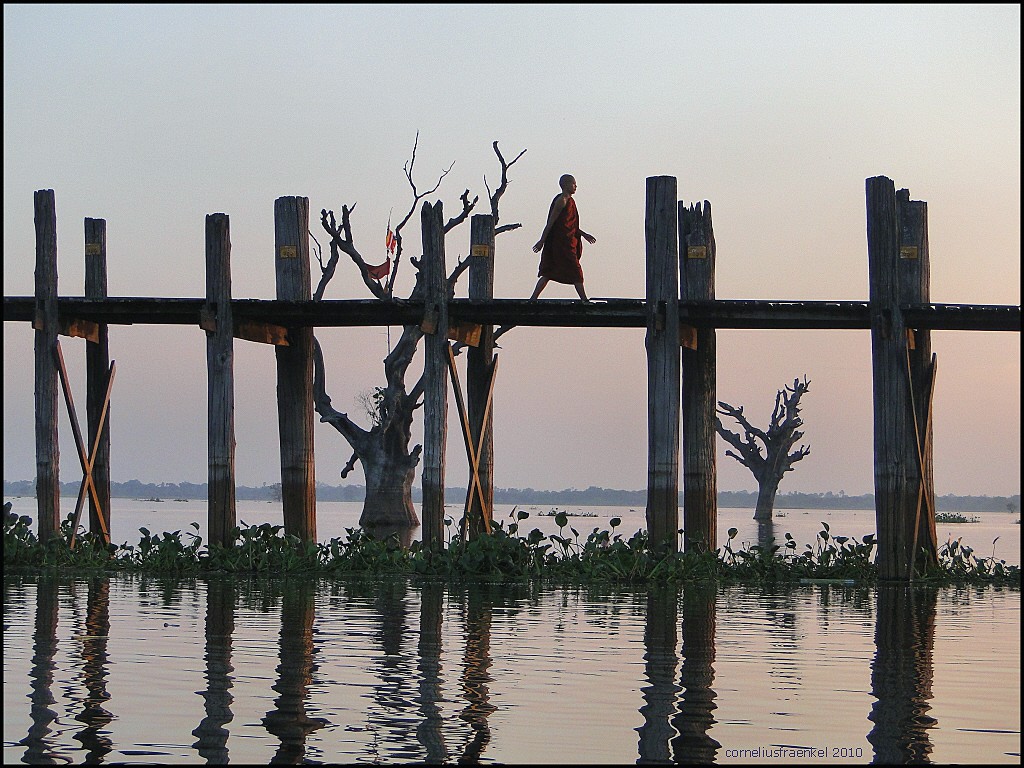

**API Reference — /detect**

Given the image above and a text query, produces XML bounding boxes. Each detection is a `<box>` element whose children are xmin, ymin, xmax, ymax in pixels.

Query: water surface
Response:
<box><xmin>3</xmin><ymin>575</ymin><xmax>1019</xmax><ymax>764</ymax></box>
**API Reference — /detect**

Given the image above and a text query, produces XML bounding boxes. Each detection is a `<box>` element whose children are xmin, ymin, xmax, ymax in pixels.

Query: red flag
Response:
<box><xmin>366</xmin><ymin>257</ymin><xmax>391</xmax><ymax>281</ymax></box>
<box><xmin>386</xmin><ymin>227</ymin><xmax>396</xmax><ymax>255</ymax></box>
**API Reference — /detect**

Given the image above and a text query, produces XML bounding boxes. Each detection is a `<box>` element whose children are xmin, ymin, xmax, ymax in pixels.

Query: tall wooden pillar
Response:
<box><xmin>467</xmin><ymin>214</ymin><xmax>495</xmax><ymax>539</ymax></box>
<box><xmin>34</xmin><ymin>189</ymin><xmax>60</xmax><ymax>541</ymax></box>
<box><xmin>84</xmin><ymin>218</ymin><xmax>112</xmax><ymax>538</ymax></box>
<box><xmin>420</xmin><ymin>200</ymin><xmax>448</xmax><ymax>548</ymax></box>
<box><xmin>274</xmin><ymin>196</ymin><xmax>316</xmax><ymax>543</ymax></box>
<box><xmin>866</xmin><ymin>176</ymin><xmax>916</xmax><ymax>580</ymax></box>
<box><xmin>645</xmin><ymin>176</ymin><xmax>681</xmax><ymax>549</ymax></box>
<box><xmin>204</xmin><ymin>213</ymin><xmax>236</xmax><ymax>547</ymax></box>
<box><xmin>897</xmin><ymin>189</ymin><xmax>938</xmax><ymax>571</ymax></box>
<box><xmin>680</xmin><ymin>201</ymin><xmax>718</xmax><ymax>553</ymax></box>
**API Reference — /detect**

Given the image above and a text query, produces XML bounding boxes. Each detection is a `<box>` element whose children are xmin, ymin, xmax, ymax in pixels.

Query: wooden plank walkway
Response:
<box><xmin>3</xmin><ymin>296</ymin><xmax>1019</xmax><ymax>331</ymax></box>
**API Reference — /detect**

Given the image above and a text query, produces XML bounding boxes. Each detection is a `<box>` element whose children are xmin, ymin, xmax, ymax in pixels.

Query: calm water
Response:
<box><xmin>2</xmin><ymin>574</ymin><xmax>1020</xmax><ymax>764</ymax></box>
<box><xmin>4</xmin><ymin>497</ymin><xmax>1020</xmax><ymax>567</ymax></box>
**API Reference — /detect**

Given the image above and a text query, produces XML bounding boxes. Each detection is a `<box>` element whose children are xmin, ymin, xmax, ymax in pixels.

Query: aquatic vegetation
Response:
<box><xmin>934</xmin><ymin>511</ymin><xmax>981</xmax><ymax>524</ymax></box>
<box><xmin>3</xmin><ymin>507</ymin><xmax>1018</xmax><ymax>587</ymax></box>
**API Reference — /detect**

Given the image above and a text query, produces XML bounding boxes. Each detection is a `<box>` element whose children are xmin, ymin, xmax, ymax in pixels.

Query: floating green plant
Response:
<box><xmin>3</xmin><ymin>507</ymin><xmax>1019</xmax><ymax>587</ymax></box>
<box><xmin>934</xmin><ymin>511</ymin><xmax>981</xmax><ymax>524</ymax></box>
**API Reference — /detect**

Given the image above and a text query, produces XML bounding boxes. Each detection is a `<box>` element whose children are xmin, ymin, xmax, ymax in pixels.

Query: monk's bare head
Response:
<box><xmin>559</xmin><ymin>174</ymin><xmax>577</xmax><ymax>194</ymax></box>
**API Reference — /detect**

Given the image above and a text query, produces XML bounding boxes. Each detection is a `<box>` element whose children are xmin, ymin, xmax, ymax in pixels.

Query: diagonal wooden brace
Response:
<box><xmin>55</xmin><ymin>340</ymin><xmax>115</xmax><ymax>548</ymax></box>
<box><xmin>446</xmin><ymin>344</ymin><xmax>496</xmax><ymax>537</ymax></box>
<box><xmin>905</xmin><ymin>347</ymin><xmax>937</xmax><ymax>578</ymax></box>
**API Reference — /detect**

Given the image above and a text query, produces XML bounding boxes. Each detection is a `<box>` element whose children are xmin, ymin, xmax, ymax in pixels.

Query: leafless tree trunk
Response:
<box><xmin>716</xmin><ymin>377</ymin><xmax>812</xmax><ymax>521</ymax></box>
<box><xmin>310</xmin><ymin>136</ymin><xmax>525</xmax><ymax>529</ymax></box>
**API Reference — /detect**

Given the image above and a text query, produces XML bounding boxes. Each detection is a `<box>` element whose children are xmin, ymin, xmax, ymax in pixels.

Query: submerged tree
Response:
<box><xmin>310</xmin><ymin>135</ymin><xmax>525</xmax><ymax>529</ymax></box>
<box><xmin>716</xmin><ymin>376</ymin><xmax>812</xmax><ymax>521</ymax></box>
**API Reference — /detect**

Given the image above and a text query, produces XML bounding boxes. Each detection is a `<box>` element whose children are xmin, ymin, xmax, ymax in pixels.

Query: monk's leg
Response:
<box><xmin>529</xmin><ymin>278</ymin><xmax>549</xmax><ymax>300</ymax></box>
<box><xmin>574</xmin><ymin>282</ymin><xmax>590</xmax><ymax>302</ymax></box>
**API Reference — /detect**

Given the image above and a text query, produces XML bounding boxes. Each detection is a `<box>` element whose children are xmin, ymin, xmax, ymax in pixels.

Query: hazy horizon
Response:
<box><xmin>4</xmin><ymin>5</ymin><xmax>1019</xmax><ymax>498</ymax></box>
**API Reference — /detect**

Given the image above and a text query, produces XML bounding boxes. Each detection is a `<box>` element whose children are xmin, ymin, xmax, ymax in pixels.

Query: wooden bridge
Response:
<box><xmin>4</xmin><ymin>176</ymin><xmax>1019</xmax><ymax>580</ymax></box>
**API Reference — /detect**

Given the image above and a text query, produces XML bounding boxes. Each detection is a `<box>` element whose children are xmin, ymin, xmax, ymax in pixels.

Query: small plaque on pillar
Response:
<box><xmin>899</xmin><ymin>246</ymin><xmax>919</xmax><ymax>259</ymax></box>
<box><xmin>471</xmin><ymin>244</ymin><xmax>492</xmax><ymax>258</ymax></box>
<box><xmin>687</xmin><ymin>246</ymin><xmax>707</xmax><ymax>260</ymax></box>
<box><xmin>85</xmin><ymin>243</ymin><xmax>102</xmax><ymax>256</ymax></box>
<box><xmin>279</xmin><ymin>245</ymin><xmax>297</xmax><ymax>259</ymax></box>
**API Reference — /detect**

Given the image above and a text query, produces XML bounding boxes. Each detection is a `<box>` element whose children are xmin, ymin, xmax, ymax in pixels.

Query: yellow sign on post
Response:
<box><xmin>471</xmin><ymin>244</ymin><xmax>492</xmax><ymax>258</ymax></box>
<box><xmin>279</xmin><ymin>245</ymin><xmax>297</xmax><ymax>259</ymax></box>
<box><xmin>687</xmin><ymin>246</ymin><xmax>707</xmax><ymax>260</ymax></box>
<box><xmin>900</xmin><ymin>246</ymin><xmax>919</xmax><ymax>259</ymax></box>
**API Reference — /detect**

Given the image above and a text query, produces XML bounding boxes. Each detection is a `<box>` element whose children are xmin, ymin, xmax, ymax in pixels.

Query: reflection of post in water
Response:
<box><xmin>868</xmin><ymin>585</ymin><xmax>937</xmax><ymax>763</ymax></box>
<box><xmin>262</xmin><ymin>580</ymin><xmax>329</xmax><ymax>763</ymax></box>
<box><xmin>192</xmin><ymin>578</ymin><xmax>236</xmax><ymax>763</ymax></box>
<box><xmin>366</xmin><ymin>579</ymin><xmax>422</xmax><ymax>760</ymax></box>
<box><xmin>637</xmin><ymin>583</ymin><xmax>680</xmax><ymax>763</ymax></box>
<box><xmin>21</xmin><ymin>578</ymin><xmax>61</xmax><ymax>764</ymax></box>
<box><xmin>672</xmin><ymin>582</ymin><xmax>720</xmax><ymax>763</ymax></box>
<box><xmin>457</xmin><ymin>584</ymin><xmax>496</xmax><ymax>762</ymax></box>
<box><xmin>73</xmin><ymin>577</ymin><xmax>114</xmax><ymax>763</ymax></box>
<box><xmin>415</xmin><ymin>581</ymin><xmax>449</xmax><ymax>763</ymax></box>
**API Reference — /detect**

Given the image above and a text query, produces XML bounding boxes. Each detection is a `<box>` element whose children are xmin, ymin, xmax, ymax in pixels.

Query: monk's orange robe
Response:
<box><xmin>538</xmin><ymin>195</ymin><xmax>584</xmax><ymax>284</ymax></box>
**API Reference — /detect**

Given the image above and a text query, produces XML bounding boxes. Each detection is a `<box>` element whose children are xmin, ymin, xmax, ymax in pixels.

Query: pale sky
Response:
<box><xmin>3</xmin><ymin>4</ymin><xmax>1020</xmax><ymax>497</ymax></box>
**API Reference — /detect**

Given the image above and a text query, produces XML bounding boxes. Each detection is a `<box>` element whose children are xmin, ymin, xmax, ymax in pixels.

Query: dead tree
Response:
<box><xmin>310</xmin><ymin>136</ymin><xmax>525</xmax><ymax>529</ymax></box>
<box><xmin>716</xmin><ymin>376</ymin><xmax>812</xmax><ymax>521</ymax></box>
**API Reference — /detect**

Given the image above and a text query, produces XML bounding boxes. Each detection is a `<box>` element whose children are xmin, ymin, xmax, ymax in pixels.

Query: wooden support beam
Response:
<box><xmin>447</xmin><ymin>344</ymin><xmax>495</xmax><ymax>537</ymax></box>
<box><xmin>467</xmin><ymin>214</ymin><xmax>496</xmax><ymax>538</ymax></box>
<box><xmin>680</xmin><ymin>200</ymin><xmax>718</xmax><ymax>553</ymax></box>
<box><xmin>645</xmin><ymin>176</ymin><xmax>680</xmax><ymax>549</ymax></box>
<box><xmin>85</xmin><ymin>217</ymin><xmax>112</xmax><ymax>539</ymax></box>
<box><xmin>34</xmin><ymin>189</ymin><xmax>60</xmax><ymax>542</ymax></box>
<box><xmin>867</xmin><ymin>176</ymin><xmax>916</xmax><ymax>581</ymax></box>
<box><xmin>274</xmin><ymin>197</ymin><xmax>316</xmax><ymax>543</ymax></box>
<box><xmin>55</xmin><ymin>340</ymin><xmax>114</xmax><ymax>548</ymax></box>
<box><xmin>898</xmin><ymin>188</ymin><xmax>938</xmax><ymax>572</ymax></box>
<box><xmin>205</xmin><ymin>212</ymin><xmax>237</xmax><ymax>547</ymax></box>
<box><xmin>421</xmin><ymin>200</ymin><xmax>449</xmax><ymax>548</ymax></box>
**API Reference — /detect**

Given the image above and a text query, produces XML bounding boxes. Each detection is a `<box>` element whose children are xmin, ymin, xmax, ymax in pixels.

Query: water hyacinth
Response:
<box><xmin>3</xmin><ymin>506</ymin><xmax>1019</xmax><ymax>587</ymax></box>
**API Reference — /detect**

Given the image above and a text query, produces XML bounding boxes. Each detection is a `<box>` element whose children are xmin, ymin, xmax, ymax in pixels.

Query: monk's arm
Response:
<box><xmin>579</xmin><ymin>228</ymin><xmax>596</xmax><ymax>244</ymax></box>
<box><xmin>533</xmin><ymin>196</ymin><xmax>568</xmax><ymax>251</ymax></box>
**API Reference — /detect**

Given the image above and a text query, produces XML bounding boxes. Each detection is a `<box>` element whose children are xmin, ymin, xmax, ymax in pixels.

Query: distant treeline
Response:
<box><xmin>4</xmin><ymin>480</ymin><xmax>1019</xmax><ymax>513</ymax></box>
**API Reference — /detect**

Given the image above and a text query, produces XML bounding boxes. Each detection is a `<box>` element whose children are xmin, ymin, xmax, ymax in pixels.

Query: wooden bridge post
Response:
<box><xmin>467</xmin><ymin>214</ymin><xmax>495</xmax><ymax>539</ymax></box>
<box><xmin>274</xmin><ymin>197</ymin><xmax>317</xmax><ymax>543</ymax></box>
<box><xmin>85</xmin><ymin>219</ymin><xmax>112</xmax><ymax>538</ymax></box>
<box><xmin>421</xmin><ymin>200</ymin><xmax>448</xmax><ymax>548</ymax></box>
<box><xmin>645</xmin><ymin>176</ymin><xmax>681</xmax><ymax>549</ymax></box>
<box><xmin>897</xmin><ymin>189</ymin><xmax>938</xmax><ymax>572</ymax></box>
<box><xmin>680</xmin><ymin>201</ymin><xmax>718</xmax><ymax>553</ymax></box>
<box><xmin>866</xmin><ymin>176</ymin><xmax>916</xmax><ymax>580</ymax></box>
<box><xmin>34</xmin><ymin>190</ymin><xmax>61</xmax><ymax>541</ymax></box>
<box><xmin>204</xmin><ymin>213</ymin><xmax>237</xmax><ymax>547</ymax></box>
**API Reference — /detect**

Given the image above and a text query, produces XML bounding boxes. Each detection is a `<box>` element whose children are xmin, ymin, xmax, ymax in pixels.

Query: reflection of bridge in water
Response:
<box><xmin>11</xmin><ymin>576</ymin><xmax>954</xmax><ymax>764</ymax></box>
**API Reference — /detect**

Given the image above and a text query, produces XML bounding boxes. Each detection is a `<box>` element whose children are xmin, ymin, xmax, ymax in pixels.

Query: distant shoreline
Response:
<box><xmin>4</xmin><ymin>480</ymin><xmax>1019</xmax><ymax>513</ymax></box>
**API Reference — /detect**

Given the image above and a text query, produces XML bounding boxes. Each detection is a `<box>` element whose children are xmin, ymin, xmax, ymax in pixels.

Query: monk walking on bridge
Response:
<box><xmin>530</xmin><ymin>174</ymin><xmax>596</xmax><ymax>301</ymax></box>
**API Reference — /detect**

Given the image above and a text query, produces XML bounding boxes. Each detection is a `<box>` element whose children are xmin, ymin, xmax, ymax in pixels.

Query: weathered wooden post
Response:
<box><xmin>866</xmin><ymin>176</ymin><xmax>916</xmax><ymax>580</ymax></box>
<box><xmin>467</xmin><ymin>214</ymin><xmax>495</xmax><ymax>539</ymax></box>
<box><xmin>274</xmin><ymin>196</ymin><xmax>316</xmax><ymax>543</ymax></box>
<box><xmin>421</xmin><ymin>200</ymin><xmax>448</xmax><ymax>548</ymax></box>
<box><xmin>34</xmin><ymin>190</ymin><xmax>60</xmax><ymax>541</ymax></box>
<box><xmin>204</xmin><ymin>213</ymin><xmax>236</xmax><ymax>547</ymax></box>
<box><xmin>897</xmin><ymin>189</ymin><xmax>938</xmax><ymax>572</ymax></box>
<box><xmin>680</xmin><ymin>200</ymin><xmax>718</xmax><ymax>553</ymax></box>
<box><xmin>645</xmin><ymin>176</ymin><xmax>681</xmax><ymax>549</ymax></box>
<box><xmin>84</xmin><ymin>218</ymin><xmax>112</xmax><ymax>539</ymax></box>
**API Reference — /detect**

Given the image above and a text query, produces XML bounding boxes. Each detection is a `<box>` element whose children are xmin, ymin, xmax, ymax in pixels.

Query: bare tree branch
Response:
<box><xmin>317</xmin><ymin>206</ymin><xmax>388</xmax><ymax>301</ymax></box>
<box><xmin>312</xmin><ymin>336</ymin><xmax>371</xmax><ymax>452</ymax></box>
<box><xmin>486</xmin><ymin>141</ymin><xmax>526</xmax><ymax>229</ymax></box>
<box><xmin>386</xmin><ymin>130</ymin><xmax>457</xmax><ymax>297</ymax></box>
